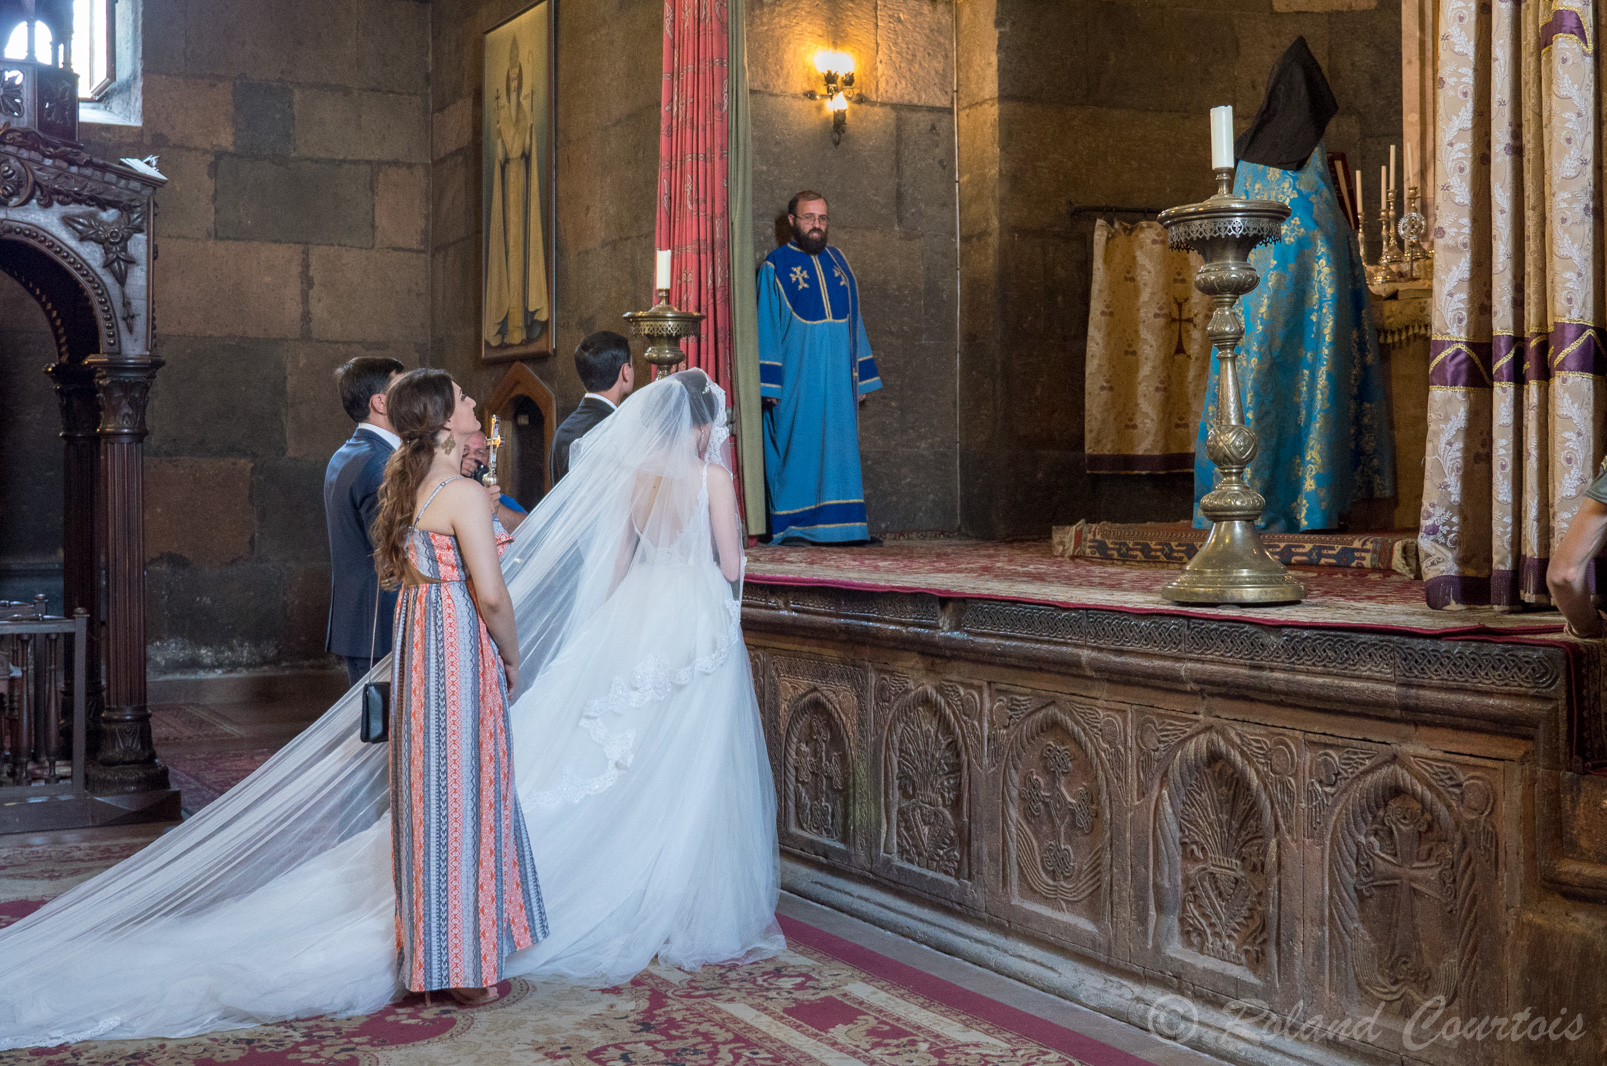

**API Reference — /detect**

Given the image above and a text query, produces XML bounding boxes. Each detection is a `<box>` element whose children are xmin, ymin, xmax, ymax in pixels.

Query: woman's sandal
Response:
<box><xmin>446</xmin><ymin>985</ymin><xmax>503</xmax><ymax>1007</ymax></box>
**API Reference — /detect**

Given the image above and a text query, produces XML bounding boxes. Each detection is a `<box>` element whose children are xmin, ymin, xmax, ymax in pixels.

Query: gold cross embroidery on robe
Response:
<box><xmin>789</xmin><ymin>265</ymin><xmax>810</xmax><ymax>288</ymax></box>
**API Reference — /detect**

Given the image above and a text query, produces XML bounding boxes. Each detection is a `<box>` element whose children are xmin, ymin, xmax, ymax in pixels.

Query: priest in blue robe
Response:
<box><xmin>758</xmin><ymin>190</ymin><xmax>882</xmax><ymax>543</ymax></box>
<box><xmin>1194</xmin><ymin>37</ymin><xmax>1394</xmax><ymax>532</ymax></box>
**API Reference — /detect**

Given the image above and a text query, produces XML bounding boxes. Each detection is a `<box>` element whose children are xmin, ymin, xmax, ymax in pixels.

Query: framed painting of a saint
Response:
<box><xmin>482</xmin><ymin>3</ymin><xmax>555</xmax><ymax>363</ymax></box>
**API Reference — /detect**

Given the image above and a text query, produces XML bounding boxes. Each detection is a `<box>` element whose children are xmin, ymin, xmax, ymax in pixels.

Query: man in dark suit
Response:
<box><xmin>550</xmin><ymin>330</ymin><xmax>634</xmax><ymax>483</ymax></box>
<box><xmin>324</xmin><ymin>355</ymin><xmax>405</xmax><ymax>686</ymax></box>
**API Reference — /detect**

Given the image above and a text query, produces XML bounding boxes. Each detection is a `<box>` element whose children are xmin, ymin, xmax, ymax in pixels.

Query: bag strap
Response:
<box><xmin>367</xmin><ymin>572</ymin><xmax>382</xmax><ymax>669</ymax></box>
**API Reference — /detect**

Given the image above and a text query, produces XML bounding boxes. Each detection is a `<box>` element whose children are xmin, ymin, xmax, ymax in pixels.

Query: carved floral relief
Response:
<box><xmin>1153</xmin><ymin>730</ymin><xmax>1278</xmax><ymax>978</ymax></box>
<box><xmin>1004</xmin><ymin>707</ymin><xmax>1109</xmax><ymax>924</ymax></box>
<box><xmin>884</xmin><ymin>685</ymin><xmax>968</xmax><ymax>879</ymax></box>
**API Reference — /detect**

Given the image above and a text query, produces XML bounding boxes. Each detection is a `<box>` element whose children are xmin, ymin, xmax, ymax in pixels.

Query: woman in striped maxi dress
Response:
<box><xmin>372</xmin><ymin>368</ymin><xmax>547</xmax><ymax>1005</ymax></box>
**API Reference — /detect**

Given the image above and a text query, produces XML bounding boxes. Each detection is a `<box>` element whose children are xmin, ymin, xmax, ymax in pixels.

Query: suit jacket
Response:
<box><xmin>550</xmin><ymin>396</ymin><xmax>615</xmax><ymax>483</ymax></box>
<box><xmin>324</xmin><ymin>429</ymin><xmax>398</xmax><ymax>658</ymax></box>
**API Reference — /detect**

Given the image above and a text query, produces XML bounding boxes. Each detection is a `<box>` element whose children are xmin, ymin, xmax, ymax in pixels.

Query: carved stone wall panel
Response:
<box><xmin>997</xmin><ymin>693</ymin><xmax>1121</xmax><ymax>949</ymax></box>
<box><xmin>1319</xmin><ymin>755</ymin><xmax>1502</xmax><ymax>1063</ymax></box>
<box><xmin>1141</xmin><ymin>721</ymin><xmax>1297</xmax><ymax>1005</ymax></box>
<box><xmin>740</xmin><ymin>583</ymin><xmax>1581</xmax><ymax>1066</ymax></box>
<box><xmin>766</xmin><ymin>652</ymin><xmax>872</xmax><ymax>870</ymax></box>
<box><xmin>873</xmin><ymin>670</ymin><xmax>984</xmax><ymax>906</ymax></box>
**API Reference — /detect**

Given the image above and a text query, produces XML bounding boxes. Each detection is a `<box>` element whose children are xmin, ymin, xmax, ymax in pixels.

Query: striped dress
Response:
<box><xmin>391</xmin><ymin>487</ymin><xmax>546</xmax><ymax>992</ymax></box>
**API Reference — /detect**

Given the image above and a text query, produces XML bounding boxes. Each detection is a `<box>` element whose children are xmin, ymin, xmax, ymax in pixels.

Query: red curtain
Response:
<box><xmin>656</xmin><ymin>0</ymin><xmax>732</xmax><ymax>393</ymax></box>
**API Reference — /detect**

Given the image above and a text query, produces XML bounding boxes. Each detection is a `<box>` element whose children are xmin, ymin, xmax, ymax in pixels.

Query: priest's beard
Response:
<box><xmin>792</xmin><ymin>223</ymin><xmax>827</xmax><ymax>255</ymax></box>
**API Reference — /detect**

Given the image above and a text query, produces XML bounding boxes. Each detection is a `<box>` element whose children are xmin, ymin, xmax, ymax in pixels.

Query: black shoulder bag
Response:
<box><xmin>359</xmin><ymin>580</ymin><xmax>390</xmax><ymax>743</ymax></box>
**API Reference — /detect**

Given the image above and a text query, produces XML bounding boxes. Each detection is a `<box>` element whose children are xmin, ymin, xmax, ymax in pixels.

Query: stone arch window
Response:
<box><xmin>4</xmin><ymin>20</ymin><xmax>56</xmax><ymax>64</ymax></box>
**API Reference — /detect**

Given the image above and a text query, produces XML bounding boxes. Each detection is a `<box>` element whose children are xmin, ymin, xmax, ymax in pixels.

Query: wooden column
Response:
<box><xmin>45</xmin><ymin>360</ymin><xmax>105</xmax><ymax>746</ymax></box>
<box><xmin>87</xmin><ymin>356</ymin><xmax>168</xmax><ymax>793</ymax></box>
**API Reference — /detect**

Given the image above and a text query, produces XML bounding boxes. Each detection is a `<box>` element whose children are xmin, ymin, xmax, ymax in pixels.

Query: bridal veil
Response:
<box><xmin>0</xmin><ymin>370</ymin><xmax>779</xmax><ymax>1049</ymax></box>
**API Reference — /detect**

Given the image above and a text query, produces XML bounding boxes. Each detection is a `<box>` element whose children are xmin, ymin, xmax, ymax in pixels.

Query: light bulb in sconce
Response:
<box><xmin>807</xmin><ymin>48</ymin><xmax>856</xmax><ymax>146</ymax></box>
<box><xmin>813</xmin><ymin>49</ymin><xmax>855</xmax><ymax>75</ymax></box>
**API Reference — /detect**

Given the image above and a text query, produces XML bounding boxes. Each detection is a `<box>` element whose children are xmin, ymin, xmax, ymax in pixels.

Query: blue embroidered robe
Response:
<box><xmin>1194</xmin><ymin>144</ymin><xmax>1395</xmax><ymax>532</ymax></box>
<box><xmin>758</xmin><ymin>242</ymin><xmax>882</xmax><ymax>542</ymax></box>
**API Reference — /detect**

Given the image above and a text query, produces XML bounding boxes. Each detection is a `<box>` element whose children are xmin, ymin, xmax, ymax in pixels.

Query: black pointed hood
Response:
<box><xmin>1235</xmin><ymin>37</ymin><xmax>1338</xmax><ymax>170</ymax></box>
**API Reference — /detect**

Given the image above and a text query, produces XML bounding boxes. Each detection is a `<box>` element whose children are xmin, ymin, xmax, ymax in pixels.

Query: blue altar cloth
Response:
<box><xmin>757</xmin><ymin>242</ymin><xmax>882</xmax><ymax>543</ymax></box>
<box><xmin>1194</xmin><ymin>145</ymin><xmax>1395</xmax><ymax>532</ymax></box>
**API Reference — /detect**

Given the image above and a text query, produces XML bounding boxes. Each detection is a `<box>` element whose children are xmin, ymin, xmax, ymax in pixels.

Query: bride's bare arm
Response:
<box><xmin>706</xmin><ymin>465</ymin><xmax>743</xmax><ymax>582</ymax></box>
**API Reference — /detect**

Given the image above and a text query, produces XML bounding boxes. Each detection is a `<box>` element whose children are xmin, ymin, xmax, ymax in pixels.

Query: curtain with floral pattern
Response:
<box><xmin>1420</xmin><ymin>0</ymin><xmax>1606</xmax><ymax>608</ymax></box>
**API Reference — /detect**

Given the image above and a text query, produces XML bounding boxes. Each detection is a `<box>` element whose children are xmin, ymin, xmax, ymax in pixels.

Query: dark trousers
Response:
<box><xmin>344</xmin><ymin>655</ymin><xmax>381</xmax><ymax>688</ymax></box>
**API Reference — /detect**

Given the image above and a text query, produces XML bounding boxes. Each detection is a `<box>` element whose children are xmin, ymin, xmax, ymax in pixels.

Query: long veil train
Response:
<box><xmin>0</xmin><ymin>372</ymin><xmax>782</xmax><ymax>1049</ymax></box>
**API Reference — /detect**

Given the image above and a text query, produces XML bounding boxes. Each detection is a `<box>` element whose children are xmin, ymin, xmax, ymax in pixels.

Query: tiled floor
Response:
<box><xmin>0</xmin><ymin>671</ymin><xmax>1231</xmax><ymax>1066</ymax></box>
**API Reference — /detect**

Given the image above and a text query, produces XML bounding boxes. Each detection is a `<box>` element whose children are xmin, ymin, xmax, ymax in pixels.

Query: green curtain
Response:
<box><xmin>727</xmin><ymin>0</ymin><xmax>767</xmax><ymax>530</ymax></box>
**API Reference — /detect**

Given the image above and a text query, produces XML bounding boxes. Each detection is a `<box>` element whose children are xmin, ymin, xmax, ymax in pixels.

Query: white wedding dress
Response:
<box><xmin>0</xmin><ymin>372</ymin><xmax>783</xmax><ymax>1049</ymax></box>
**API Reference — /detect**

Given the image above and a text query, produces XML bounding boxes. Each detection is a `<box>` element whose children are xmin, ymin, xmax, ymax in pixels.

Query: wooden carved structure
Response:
<box><xmin>0</xmin><ymin>12</ymin><xmax>174</xmax><ymax>820</ymax></box>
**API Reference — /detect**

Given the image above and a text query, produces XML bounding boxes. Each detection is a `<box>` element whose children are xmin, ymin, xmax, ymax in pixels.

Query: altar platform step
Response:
<box><xmin>742</xmin><ymin>539</ymin><xmax>1607</xmax><ymax>1066</ymax></box>
<box><xmin>1055</xmin><ymin>520</ymin><xmax>1422</xmax><ymax>577</ymax></box>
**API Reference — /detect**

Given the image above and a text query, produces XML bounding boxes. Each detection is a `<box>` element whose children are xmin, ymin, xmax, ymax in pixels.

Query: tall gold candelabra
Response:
<box><xmin>1156</xmin><ymin>167</ymin><xmax>1305</xmax><ymax>605</ymax></box>
<box><xmin>623</xmin><ymin>289</ymin><xmax>705</xmax><ymax>378</ymax></box>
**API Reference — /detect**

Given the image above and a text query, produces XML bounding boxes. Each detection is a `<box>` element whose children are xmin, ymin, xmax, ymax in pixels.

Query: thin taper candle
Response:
<box><xmin>1380</xmin><ymin>166</ymin><xmax>1387</xmax><ymax>209</ymax></box>
<box><xmin>1404</xmin><ymin>141</ymin><xmax>1414</xmax><ymax>189</ymax></box>
<box><xmin>1354</xmin><ymin>167</ymin><xmax>1364</xmax><ymax>223</ymax></box>
<box><xmin>1389</xmin><ymin>144</ymin><xmax>1397</xmax><ymax>195</ymax></box>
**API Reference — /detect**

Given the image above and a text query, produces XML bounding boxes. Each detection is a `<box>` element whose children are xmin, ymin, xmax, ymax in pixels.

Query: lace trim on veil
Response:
<box><xmin>528</xmin><ymin>594</ymin><xmax>743</xmax><ymax>810</ymax></box>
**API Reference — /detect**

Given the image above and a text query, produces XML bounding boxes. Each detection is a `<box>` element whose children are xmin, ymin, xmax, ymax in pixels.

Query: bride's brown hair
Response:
<box><xmin>372</xmin><ymin>368</ymin><xmax>458</xmax><ymax>589</ymax></box>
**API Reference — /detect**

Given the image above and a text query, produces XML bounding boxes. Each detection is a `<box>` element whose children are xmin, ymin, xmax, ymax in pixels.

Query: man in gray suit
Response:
<box><xmin>324</xmin><ymin>356</ymin><xmax>405</xmax><ymax>686</ymax></box>
<box><xmin>550</xmin><ymin>331</ymin><xmax>634</xmax><ymax>483</ymax></box>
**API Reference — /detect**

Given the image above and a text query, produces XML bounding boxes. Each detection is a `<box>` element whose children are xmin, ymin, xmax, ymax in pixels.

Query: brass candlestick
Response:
<box><xmin>1380</xmin><ymin>190</ymin><xmax>1405</xmax><ymax>279</ymax></box>
<box><xmin>1157</xmin><ymin>167</ymin><xmax>1305</xmax><ymax>605</ymax></box>
<box><xmin>1398</xmin><ymin>185</ymin><xmax>1429</xmax><ymax>281</ymax></box>
<box><xmin>623</xmin><ymin>288</ymin><xmax>705</xmax><ymax>378</ymax></box>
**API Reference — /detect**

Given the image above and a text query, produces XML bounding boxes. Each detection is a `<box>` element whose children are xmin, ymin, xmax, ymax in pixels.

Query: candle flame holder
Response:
<box><xmin>623</xmin><ymin>289</ymin><xmax>704</xmax><ymax>379</ymax></box>
<box><xmin>1156</xmin><ymin>167</ymin><xmax>1305</xmax><ymax>605</ymax></box>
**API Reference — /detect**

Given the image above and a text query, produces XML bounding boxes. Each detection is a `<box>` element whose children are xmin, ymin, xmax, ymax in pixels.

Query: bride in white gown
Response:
<box><xmin>0</xmin><ymin>369</ymin><xmax>783</xmax><ymax>1050</ymax></box>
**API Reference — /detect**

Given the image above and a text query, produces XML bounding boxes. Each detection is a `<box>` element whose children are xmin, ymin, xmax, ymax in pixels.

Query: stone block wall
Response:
<box><xmin>748</xmin><ymin>0</ymin><xmax>961</xmax><ymax>535</ymax></box>
<box><xmin>68</xmin><ymin>0</ymin><xmax>432</xmax><ymax>671</ymax></box>
<box><xmin>429</xmin><ymin>0</ymin><xmax>663</xmax><ymax>415</ymax></box>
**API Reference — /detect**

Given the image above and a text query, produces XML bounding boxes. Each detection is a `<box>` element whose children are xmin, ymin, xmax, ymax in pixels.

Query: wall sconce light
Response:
<box><xmin>807</xmin><ymin>48</ymin><xmax>856</xmax><ymax>146</ymax></box>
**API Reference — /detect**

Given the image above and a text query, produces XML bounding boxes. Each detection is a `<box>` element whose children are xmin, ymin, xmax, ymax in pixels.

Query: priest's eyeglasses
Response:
<box><xmin>795</xmin><ymin>212</ymin><xmax>828</xmax><ymax>224</ymax></box>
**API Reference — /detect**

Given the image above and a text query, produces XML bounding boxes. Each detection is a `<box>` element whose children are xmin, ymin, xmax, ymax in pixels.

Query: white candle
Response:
<box><xmin>1404</xmin><ymin>141</ymin><xmax>1414</xmax><ymax>189</ymax></box>
<box><xmin>1354</xmin><ymin>167</ymin><xmax>1364</xmax><ymax>222</ymax></box>
<box><xmin>1389</xmin><ymin>144</ymin><xmax>1397</xmax><ymax>196</ymax></box>
<box><xmin>1380</xmin><ymin>165</ymin><xmax>1387</xmax><ymax>209</ymax></box>
<box><xmin>655</xmin><ymin>249</ymin><xmax>672</xmax><ymax>291</ymax></box>
<box><xmin>1210</xmin><ymin>106</ymin><xmax>1234</xmax><ymax>169</ymax></box>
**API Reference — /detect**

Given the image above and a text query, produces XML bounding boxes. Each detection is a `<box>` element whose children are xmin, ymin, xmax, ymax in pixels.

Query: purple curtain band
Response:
<box><xmin>1551</xmin><ymin>322</ymin><xmax>1604</xmax><ymax>375</ymax></box>
<box><xmin>1429</xmin><ymin>338</ymin><xmax>1493</xmax><ymax>387</ymax></box>
<box><xmin>1541</xmin><ymin>9</ymin><xmax>1590</xmax><ymax>54</ymax></box>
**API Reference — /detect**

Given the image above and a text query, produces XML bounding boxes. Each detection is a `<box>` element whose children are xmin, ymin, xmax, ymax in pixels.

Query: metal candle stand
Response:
<box><xmin>1156</xmin><ymin>167</ymin><xmax>1305</xmax><ymax>605</ymax></box>
<box><xmin>623</xmin><ymin>289</ymin><xmax>705</xmax><ymax>378</ymax></box>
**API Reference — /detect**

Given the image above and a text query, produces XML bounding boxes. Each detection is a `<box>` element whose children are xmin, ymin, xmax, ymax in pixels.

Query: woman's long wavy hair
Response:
<box><xmin>372</xmin><ymin>368</ymin><xmax>457</xmax><ymax>589</ymax></box>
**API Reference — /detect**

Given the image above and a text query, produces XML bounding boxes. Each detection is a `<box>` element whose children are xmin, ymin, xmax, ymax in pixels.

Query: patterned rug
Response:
<box><xmin>150</xmin><ymin>704</ymin><xmax>245</xmax><ymax>744</ymax></box>
<box><xmin>1055</xmin><ymin>520</ymin><xmax>1422</xmax><ymax>578</ymax></box>
<box><xmin>164</xmin><ymin>747</ymin><xmax>279</xmax><ymax>815</ymax></box>
<box><xmin>0</xmin><ymin>846</ymin><xmax>1143</xmax><ymax>1066</ymax></box>
<box><xmin>744</xmin><ymin>539</ymin><xmax>1566</xmax><ymax>637</ymax></box>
